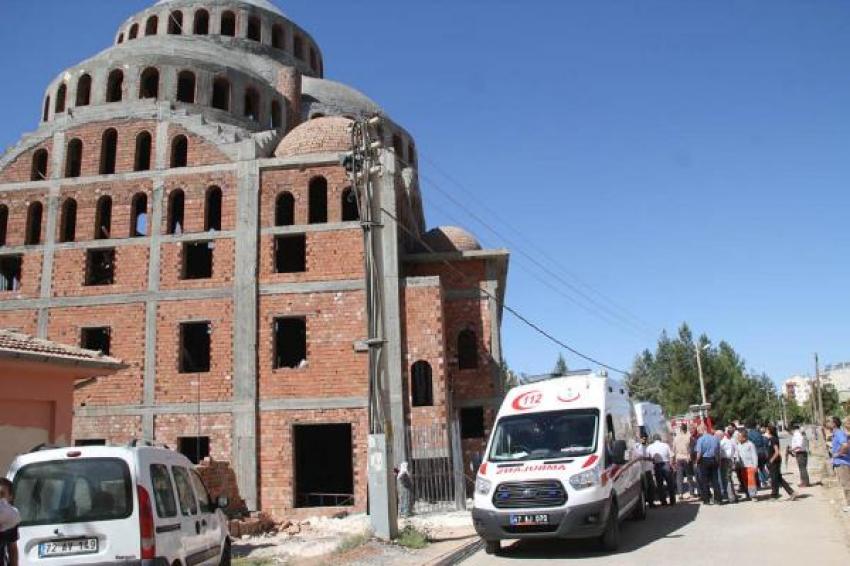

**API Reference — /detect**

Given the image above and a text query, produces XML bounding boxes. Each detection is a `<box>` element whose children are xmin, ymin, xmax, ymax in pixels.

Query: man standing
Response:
<box><xmin>747</xmin><ymin>420</ymin><xmax>769</xmax><ymax>489</ymax></box>
<box><xmin>720</xmin><ymin>427</ymin><xmax>740</xmax><ymax>503</ymax></box>
<box><xmin>647</xmin><ymin>434</ymin><xmax>676</xmax><ymax>506</ymax></box>
<box><xmin>695</xmin><ymin>425</ymin><xmax>723</xmax><ymax>504</ymax></box>
<box><xmin>827</xmin><ymin>417</ymin><xmax>850</xmax><ymax>512</ymax></box>
<box><xmin>635</xmin><ymin>433</ymin><xmax>657</xmax><ymax>508</ymax></box>
<box><xmin>790</xmin><ymin>425</ymin><xmax>811</xmax><ymax>487</ymax></box>
<box><xmin>673</xmin><ymin>424</ymin><xmax>696</xmax><ymax>499</ymax></box>
<box><xmin>0</xmin><ymin>478</ymin><xmax>19</xmax><ymax>566</ymax></box>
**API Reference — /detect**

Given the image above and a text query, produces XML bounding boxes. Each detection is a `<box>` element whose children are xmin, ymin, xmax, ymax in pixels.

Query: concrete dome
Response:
<box><xmin>420</xmin><ymin>226</ymin><xmax>482</xmax><ymax>253</ymax></box>
<box><xmin>155</xmin><ymin>0</ymin><xmax>286</xmax><ymax>16</ymax></box>
<box><xmin>302</xmin><ymin>77</ymin><xmax>382</xmax><ymax>118</ymax></box>
<box><xmin>275</xmin><ymin>116</ymin><xmax>353</xmax><ymax>158</ymax></box>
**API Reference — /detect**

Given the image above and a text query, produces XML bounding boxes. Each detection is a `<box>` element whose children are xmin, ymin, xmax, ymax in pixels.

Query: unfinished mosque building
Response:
<box><xmin>0</xmin><ymin>0</ymin><xmax>509</xmax><ymax>518</ymax></box>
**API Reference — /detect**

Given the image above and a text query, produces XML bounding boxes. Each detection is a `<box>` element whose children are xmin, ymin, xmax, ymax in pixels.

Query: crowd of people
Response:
<box><xmin>634</xmin><ymin>420</ymin><xmax>813</xmax><ymax>508</ymax></box>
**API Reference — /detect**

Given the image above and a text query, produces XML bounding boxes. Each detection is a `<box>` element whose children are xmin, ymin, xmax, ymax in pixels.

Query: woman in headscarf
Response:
<box><xmin>397</xmin><ymin>461</ymin><xmax>414</xmax><ymax>517</ymax></box>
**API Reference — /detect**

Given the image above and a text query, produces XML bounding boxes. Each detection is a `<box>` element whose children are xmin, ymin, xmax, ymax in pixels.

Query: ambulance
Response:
<box><xmin>472</xmin><ymin>371</ymin><xmax>645</xmax><ymax>555</ymax></box>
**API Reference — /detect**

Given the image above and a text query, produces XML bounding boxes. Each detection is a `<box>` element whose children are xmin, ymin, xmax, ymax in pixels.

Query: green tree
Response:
<box><xmin>822</xmin><ymin>384</ymin><xmax>842</xmax><ymax>419</ymax></box>
<box><xmin>553</xmin><ymin>353</ymin><xmax>568</xmax><ymax>376</ymax></box>
<box><xmin>626</xmin><ymin>350</ymin><xmax>663</xmax><ymax>404</ymax></box>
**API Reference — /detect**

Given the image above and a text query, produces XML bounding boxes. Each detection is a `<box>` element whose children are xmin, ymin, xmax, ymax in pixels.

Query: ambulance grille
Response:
<box><xmin>492</xmin><ymin>480</ymin><xmax>567</xmax><ymax>509</ymax></box>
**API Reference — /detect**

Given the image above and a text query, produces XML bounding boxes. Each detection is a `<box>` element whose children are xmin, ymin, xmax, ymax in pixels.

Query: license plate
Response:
<box><xmin>38</xmin><ymin>538</ymin><xmax>98</xmax><ymax>558</ymax></box>
<box><xmin>510</xmin><ymin>514</ymin><xmax>549</xmax><ymax>526</ymax></box>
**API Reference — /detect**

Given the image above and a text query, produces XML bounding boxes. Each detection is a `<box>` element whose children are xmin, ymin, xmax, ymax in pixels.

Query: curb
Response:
<box><xmin>424</xmin><ymin>537</ymin><xmax>483</xmax><ymax>566</ymax></box>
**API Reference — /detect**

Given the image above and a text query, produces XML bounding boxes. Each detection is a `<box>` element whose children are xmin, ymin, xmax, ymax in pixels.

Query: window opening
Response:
<box><xmin>168</xmin><ymin>11</ymin><xmax>183</xmax><ymax>34</ymax></box>
<box><xmin>182</xmin><ymin>242</ymin><xmax>213</xmax><ymax>280</ymax></box>
<box><xmin>220</xmin><ymin>11</ymin><xmax>236</xmax><ymax>36</ymax></box>
<box><xmin>272</xmin><ymin>25</ymin><xmax>284</xmax><ymax>49</ymax></box>
<box><xmin>76</xmin><ymin>74</ymin><xmax>91</xmax><ymax>107</ymax></box>
<box><xmin>457</xmin><ymin>329</ymin><xmax>478</xmax><ymax>369</ymax></box>
<box><xmin>194</xmin><ymin>10</ymin><xmax>209</xmax><ymax>35</ymax></box>
<box><xmin>178</xmin><ymin>437</ymin><xmax>210</xmax><ymax>465</ymax></box>
<box><xmin>247</xmin><ymin>16</ymin><xmax>261</xmax><ymax>41</ymax></box>
<box><xmin>408</xmin><ymin>144</ymin><xmax>416</xmax><ymax>166</ymax></box>
<box><xmin>31</xmin><ymin>149</ymin><xmax>49</xmax><ymax>181</ymax></box>
<box><xmin>81</xmin><ymin>327</ymin><xmax>111</xmax><ymax>355</ymax></box>
<box><xmin>55</xmin><ymin>84</ymin><xmax>67</xmax><ymax>114</ymax></box>
<box><xmin>411</xmin><ymin>361</ymin><xmax>433</xmax><ymax>407</ymax></box>
<box><xmin>129</xmin><ymin>23</ymin><xmax>139</xmax><ymax>39</ymax></box>
<box><xmin>393</xmin><ymin>135</ymin><xmax>404</xmax><ymax>161</ymax></box>
<box><xmin>94</xmin><ymin>195</ymin><xmax>112</xmax><ymax>240</ymax></box>
<box><xmin>310</xmin><ymin>48</ymin><xmax>318</xmax><ymax>72</ymax></box>
<box><xmin>60</xmin><ymin>198</ymin><xmax>77</xmax><ymax>243</ymax></box>
<box><xmin>25</xmin><ymin>202</ymin><xmax>43</xmax><ymax>245</ymax></box>
<box><xmin>106</xmin><ymin>70</ymin><xmax>124</xmax><ymax>103</ymax></box>
<box><xmin>177</xmin><ymin>71</ymin><xmax>196</xmax><ymax>103</ymax></box>
<box><xmin>139</xmin><ymin>67</ymin><xmax>160</xmax><ymax>99</ymax></box>
<box><xmin>212</xmin><ymin>78</ymin><xmax>230</xmax><ymax>111</ymax></box>
<box><xmin>100</xmin><ymin>129</ymin><xmax>118</xmax><ymax>175</ymax></box>
<box><xmin>145</xmin><ymin>15</ymin><xmax>158</xmax><ymax>36</ymax></box>
<box><xmin>170</xmin><ymin>135</ymin><xmax>188</xmax><ymax>168</ymax></box>
<box><xmin>179</xmin><ymin>321</ymin><xmax>211</xmax><ymax>373</ymax></box>
<box><xmin>271</xmin><ymin>100</ymin><xmax>282</xmax><ymax>129</ymax></box>
<box><xmin>131</xmin><ymin>193</ymin><xmax>148</xmax><ymax>237</ymax></box>
<box><xmin>43</xmin><ymin>96</ymin><xmax>50</xmax><ymax>122</ymax></box>
<box><xmin>65</xmin><ymin>139</ymin><xmax>83</xmax><ymax>177</ymax></box>
<box><xmin>274</xmin><ymin>317</ymin><xmax>306</xmax><ymax>369</ymax></box>
<box><xmin>294</xmin><ymin>36</ymin><xmax>304</xmax><ymax>60</ymax></box>
<box><xmin>341</xmin><ymin>187</ymin><xmax>359</xmax><ymax>221</ymax></box>
<box><xmin>244</xmin><ymin>88</ymin><xmax>260</xmax><ymax>121</ymax></box>
<box><xmin>460</xmin><ymin>407</ymin><xmax>485</xmax><ymax>439</ymax></box>
<box><xmin>117</xmin><ymin>33</ymin><xmax>124</xmax><ymax>45</ymax></box>
<box><xmin>0</xmin><ymin>256</ymin><xmax>22</xmax><ymax>292</ymax></box>
<box><xmin>274</xmin><ymin>234</ymin><xmax>306</xmax><ymax>273</ymax></box>
<box><xmin>167</xmin><ymin>189</ymin><xmax>185</xmax><ymax>234</ymax></box>
<box><xmin>308</xmin><ymin>177</ymin><xmax>327</xmax><ymax>224</ymax></box>
<box><xmin>275</xmin><ymin>192</ymin><xmax>294</xmax><ymax>226</ymax></box>
<box><xmin>0</xmin><ymin>205</ymin><xmax>7</xmax><ymax>246</ymax></box>
<box><xmin>294</xmin><ymin>424</ymin><xmax>354</xmax><ymax>508</ymax></box>
<box><xmin>205</xmin><ymin>186</ymin><xmax>222</xmax><ymax>231</ymax></box>
<box><xmin>85</xmin><ymin>249</ymin><xmax>115</xmax><ymax>286</ymax></box>
<box><xmin>134</xmin><ymin>131</ymin><xmax>152</xmax><ymax>171</ymax></box>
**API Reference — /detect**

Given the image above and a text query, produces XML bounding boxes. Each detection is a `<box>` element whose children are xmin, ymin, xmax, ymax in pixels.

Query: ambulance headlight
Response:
<box><xmin>569</xmin><ymin>466</ymin><xmax>601</xmax><ymax>490</ymax></box>
<box><xmin>475</xmin><ymin>476</ymin><xmax>492</xmax><ymax>495</ymax></box>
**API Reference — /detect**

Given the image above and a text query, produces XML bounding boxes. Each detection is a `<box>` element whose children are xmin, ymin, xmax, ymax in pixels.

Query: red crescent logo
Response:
<box><xmin>512</xmin><ymin>391</ymin><xmax>543</xmax><ymax>411</ymax></box>
<box><xmin>557</xmin><ymin>392</ymin><xmax>581</xmax><ymax>403</ymax></box>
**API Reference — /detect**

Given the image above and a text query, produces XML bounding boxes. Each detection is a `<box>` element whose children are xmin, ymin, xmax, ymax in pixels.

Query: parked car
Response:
<box><xmin>472</xmin><ymin>371</ymin><xmax>645</xmax><ymax>555</ymax></box>
<box><xmin>6</xmin><ymin>443</ymin><xmax>230</xmax><ymax>566</ymax></box>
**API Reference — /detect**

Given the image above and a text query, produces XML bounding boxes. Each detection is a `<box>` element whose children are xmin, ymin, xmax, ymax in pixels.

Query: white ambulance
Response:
<box><xmin>634</xmin><ymin>401</ymin><xmax>672</xmax><ymax>444</ymax></box>
<box><xmin>472</xmin><ymin>371</ymin><xmax>645</xmax><ymax>555</ymax></box>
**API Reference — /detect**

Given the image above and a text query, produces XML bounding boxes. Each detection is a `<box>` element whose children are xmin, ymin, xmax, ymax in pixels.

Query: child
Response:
<box><xmin>736</xmin><ymin>430</ymin><xmax>758</xmax><ymax>500</ymax></box>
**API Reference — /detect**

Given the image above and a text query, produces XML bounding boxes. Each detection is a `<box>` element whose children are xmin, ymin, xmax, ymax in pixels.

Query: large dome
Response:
<box><xmin>155</xmin><ymin>0</ymin><xmax>285</xmax><ymax>16</ymax></box>
<box><xmin>420</xmin><ymin>226</ymin><xmax>482</xmax><ymax>253</ymax></box>
<box><xmin>275</xmin><ymin>116</ymin><xmax>353</xmax><ymax>158</ymax></box>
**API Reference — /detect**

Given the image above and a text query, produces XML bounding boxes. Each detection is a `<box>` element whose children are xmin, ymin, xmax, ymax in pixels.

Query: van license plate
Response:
<box><xmin>38</xmin><ymin>538</ymin><xmax>98</xmax><ymax>558</ymax></box>
<box><xmin>510</xmin><ymin>514</ymin><xmax>549</xmax><ymax>526</ymax></box>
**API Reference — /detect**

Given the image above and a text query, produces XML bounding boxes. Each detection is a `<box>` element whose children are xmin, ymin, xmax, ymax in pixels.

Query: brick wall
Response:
<box><xmin>58</xmin><ymin>179</ymin><xmax>154</xmax><ymax>241</ymax></box>
<box><xmin>0</xmin><ymin>252</ymin><xmax>42</xmax><ymax>300</ymax></box>
<box><xmin>0</xmin><ymin>309</ymin><xmax>38</xmax><ymax>334</ymax></box>
<box><xmin>260</xmin><ymin>166</ymin><xmax>353</xmax><ymax>227</ymax></box>
<box><xmin>159</xmin><ymin>239</ymin><xmax>234</xmax><ymax>291</ymax></box>
<box><xmin>0</xmin><ymin>189</ymin><xmax>49</xmax><ymax>247</ymax></box>
<box><xmin>0</xmin><ymin>140</ymin><xmax>52</xmax><ymax>184</ymax></box>
<box><xmin>154</xmin><ymin>412</ymin><xmax>233</xmax><ymax>461</ymax></box>
<box><xmin>52</xmin><ymin>246</ymin><xmax>149</xmax><ymax>297</ymax></box>
<box><xmin>258</xmin><ymin>229</ymin><xmax>363</xmax><ymax>284</ymax></box>
<box><xmin>73</xmin><ymin>415</ymin><xmax>142</xmax><ymax>445</ymax></box>
<box><xmin>161</xmin><ymin>171</ymin><xmax>237</xmax><ymax>234</ymax></box>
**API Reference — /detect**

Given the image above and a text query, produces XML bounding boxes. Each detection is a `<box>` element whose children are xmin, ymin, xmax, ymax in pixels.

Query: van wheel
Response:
<box><xmin>599</xmin><ymin>500</ymin><xmax>620</xmax><ymax>552</ymax></box>
<box><xmin>484</xmin><ymin>540</ymin><xmax>501</xmax><ymax>555</ymax></box>
<box><xmin>630</xmin><ymin>490</ymin><xmax>647</xmax><ymax>521</ymax></box>
<box><xmin>220</xmin><ymin>538</ymin><xmax>231</xmax><ymax>566</ymax></box>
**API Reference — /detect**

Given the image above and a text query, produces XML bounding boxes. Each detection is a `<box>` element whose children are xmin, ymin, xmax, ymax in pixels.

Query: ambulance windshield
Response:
<box><xmin>488</xmin><ymin>409</ymin><xmax>599</xmax><ymax>462</ymax></box>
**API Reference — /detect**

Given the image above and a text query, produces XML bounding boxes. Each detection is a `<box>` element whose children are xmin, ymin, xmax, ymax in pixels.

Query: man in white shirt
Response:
<box><xmin>635</xmin><ymin>434</ymin><xmax>657</xmax><ymax>508</ymax></box>
<box><xmin>791</xmin><ymin>425</ymin><xmax>811</xmax><ymax>487</ymax></box>
<box><xmin>720</xmin><ymin>427</ymin><xmax>740</xmax><ymax>503</ymax></box>
<box><xmin>646</xmin><ymin>435</ymin><xmax>676</xmax><ymax>505</ymax></box>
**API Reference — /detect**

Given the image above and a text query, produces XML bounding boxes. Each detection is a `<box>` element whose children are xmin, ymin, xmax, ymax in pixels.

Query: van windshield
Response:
<box><xmin>489</xmin><ymin>409</ymin><xmax>599</xmax><ymax>462</ymax></box>
<box><xmin>13</xmin><ymin>458</ymin><xmax>133</xmax><ymax>527</ymax></box>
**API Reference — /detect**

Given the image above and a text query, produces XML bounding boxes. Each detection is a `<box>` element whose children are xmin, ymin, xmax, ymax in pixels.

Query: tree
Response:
<box><xmin>822</xmin><ymin>384</ymin><xmax>841</xmax><ymax>419</ymax></box>
<box><xmin>626</xmin><ymin>349</ymin><xmax>663</xmax><ymax>404</ymax></box>
<box><xmin>553</xmin><ymin>353</ymin><xmax>568</xmax><ymax>376</ymax></box>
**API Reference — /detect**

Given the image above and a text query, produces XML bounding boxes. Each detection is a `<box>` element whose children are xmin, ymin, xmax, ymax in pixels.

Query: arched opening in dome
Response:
<box><xmin>212</xmin><ymin>77</ymin><xmax>231</xmax><ymax>111</ymax></box>
<box><xmin>76</xmin><ymin>74</ymin><xmax>92</xmax><ymax>107</ymax></box>
<box><xmin>117</xmin><ymin>33</ymin><xmax>124</xmax><ymax>44</ymax></box>
<box><xmin>294</xmin><ymin>35</ymin><xmax>304</xmax><ymax>60</ymax></box>
<box><xmin>270</xmin><ymin>100</ymin><xmax>282</xmax><ymax>129</ymax></box>
<box><xmin>272</xmin><ymin>25</ymin><xmax>285</xmax><ymax>49</ymax></box>
<box><xmin>65</xmin><ymin>139</ymin><xmax>83</xmax><ymax>178</ymax></box>
<box><xmin>25</xmin><ymin>202</ymin><xmax>43</xmax><ymax>245</ymax></box>
<box><xmin>168</xmin><ymin>11</ymin><xmax>183</xmax><ymax>34</ymax></box>
<box><xmin>167</xmin><ymin>189</ymin><xmax>185</xmax><ymax>235</ymax></box>
<box><xmin>130</xmin><ymin>193</ymin><xmax>148</xmax><ymax>237</ymax></box>
<box><xmin>134</xmin><ymin>131</ymin><xmax>152</xmax><ymax>172</ymax></box>
<box><xmin>408</xmin><ymin>143</ymin><xmax>416</xmax><ymax>166</ymax></box>
<box><xmin>55</xmin><ymin>84</ymin><xmax>67</xmax><ymax>114</ymax></box>
<box><xmin>309</xmin><ymin>113</ymin><xmax>325</xmax><ymax>120</ymax></box>
<box><xmin>411</xmin><ymin>361</ymin><xmax>434</xmax><ymax>407</ymax></box>
<box><xmin>129</xmin><ymin>23</ymin><xmax>139</xmax><ymax>40</ymax></box>
<box><xmin>247</xmin><ymin>16</ymin><xmax>262</xmax><ymax>41</ymax></box>
<box><xmin>275</xmin><ymin>192</ymin><xmax>294</xmax><ymax>226</ymax></box>
<box><xmin>220</xmin><ymin>11</ymin><xmax>236</xmax><ymax>37</ymax></box>
<box><xmin>341</xmin><ymin>187</ymin><xmax>359</xmax><ymax>222</ymax></box>
<box><xmin>139</xmin><ymin>67</ymin><xmax>160</xmax><ymax>100</ymax></box>
<box><xmin>42</xmin><ymin>96</ymin><xmax>50</xmax><ymax>122</ymax></box>
<box><xmin>177</xmin><ymin>71</ymin><xmax>196</xmax><ymax>103</ymax></box>
<box><xmin>457</xmin><ymin>329</ymin><xmax>478</xmax><ymax>370</ymax></box>
<box><xmin>145</xmin><ymin>15</ymin><xmax>158</xmax><ymax>36</ymax></box>
<box><xmin>308</xmin><ymin>177</ymin><xmax>327</xmax><ymax>224</ymax></box>
<box><xmin>99</xmin><ymin>128</ymin><xmax>118</xmax><ymax>175</ymax></box>
<box><xmin>59</xmin><ymin>198</ymin><xmax>77</xmax><ymax>243</ymax></box>
<box><xmin>94</xmin><ymin>195</ymin><xmax>112</xmax><ymax>240</ymax></box>
<box><xmin>106</xmin><ymin>69</ymin><xmax>124</xmax><ymax>103</ymax></box>
<box><xmin>244</xmin><ymin>87</ymin><xmax>260</xmax><ymax>121</ymax></box>
<box><xmin>309</xmin><ymin>48</ymin><xmax>318</xmax><ymax>73</ymax></box>
<box><xmin>393</xmin><ymin>135</ymin><xmax>404</xmax><ymax>161</ymax></box>
<box><xmin>31</xmin><ymin>149</ymin><xmax>49</xmax><ymax>181</ymax></box>
<box><xmin>0</xmin><ymin>205</ymin><xmax>7</xmax><ymax>247</ymax></box>
<box><xmin>170</xmin><ymin>135</ymin><xmax>188</xmax><ymax>168</ymax></box>
<box><xmin>205</xmin><ymin>186</ymin><xmax>222</xmax><ymax>231</ymax></box>
<box><xmin>194</xmin><ymin>9</ymin><xmax>209</xmax><ymax>35</ymax></box>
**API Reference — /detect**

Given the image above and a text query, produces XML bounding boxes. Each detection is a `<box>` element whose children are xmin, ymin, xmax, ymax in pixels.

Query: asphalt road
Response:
<box><xmin>464</xmin><ymin>452</ymin><xmax>849</xmax><ymax>565</ymax></box>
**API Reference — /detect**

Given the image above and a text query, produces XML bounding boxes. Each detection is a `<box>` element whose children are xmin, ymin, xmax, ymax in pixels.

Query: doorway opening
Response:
<box><xmin>294</xmin><ymin>424</ymin><xmax>354</xmax><ymax>507</ymax></box>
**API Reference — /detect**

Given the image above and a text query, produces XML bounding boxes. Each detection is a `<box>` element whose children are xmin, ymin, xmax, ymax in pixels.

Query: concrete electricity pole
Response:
<box><xmin>695</xmin><ymin>342</ymin><xmax>709</xmax><ymax>406</ymax></box>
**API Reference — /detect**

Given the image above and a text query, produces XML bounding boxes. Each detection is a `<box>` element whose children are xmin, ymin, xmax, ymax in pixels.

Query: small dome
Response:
<box><xmin>302</xmin><ymin>77</ymin><xmax>382</xmax><ymax>118</ymax></box>
<box><xmin>420</xmin><ymin>226</ymin><xmax>482</xmax><ymax>253</ymax></box>
<box><xmin>275</xmin><ymin>116</ymin><xmax>353</xmax><ymax>158</ymax></box>
<box><xmin>156</xmin><ymin>0</ymin><xmax>285</xmax><ymax>17</ymax></box>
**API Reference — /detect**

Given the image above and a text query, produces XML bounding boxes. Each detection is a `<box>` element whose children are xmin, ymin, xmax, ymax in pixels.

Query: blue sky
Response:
<box><xmin>1</xmin><ymin>1</ymin><xmax>848</xmax><ymax>384</ymax></box>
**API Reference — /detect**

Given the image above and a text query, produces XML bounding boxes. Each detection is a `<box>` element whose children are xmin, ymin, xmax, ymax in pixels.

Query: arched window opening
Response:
<box><xmin>212</xmin><ymin>77</ymin><xmax>230</xmax><ymax>111</ymax></box>
<box><xmin>31</xmin><ymin>149</ymin><xmax>49</xmax><ymax>181</ymax></box>
<box><xmin>55</xmin><ymin>84</ymin><xmax>67</xmax><ymax>114</ymax></box>
<box><xmin>134</xmin><ymin>131</ymin><xmax>152</xmax><ymax>171</ymax></box>
<box><xmin>25</xmin><ymin>202</ymin><xmax>43</xmax><ymax>245</ymax></box>
<box><xmin>0</xmin><ymin>205</ymin><xmax>7</xmax><ymax>247</ymax></box>
<box><xmin>310</xmin><ymin>113</ymin><xmax>325</xmax><ymax>120</ymax></box>
<box><xmin>271</xmin><ymin>25</ymin><xmax>284</xmax><ymax>49</ymax></box>
<box><xmin>393</xmin><ymin>135</ymin><xmax>404</xmax><ymax>161</ymax></box>
<box><xmin>145</xmin><ymin>15</ymin><xmax>158</xmax><ymax>36</ymax></box>
<box><xmin>194</xmin><ymin>9</ymin><xmax>209</xmax><ymax>35</ymax></box>
<box><xmin>408</xmin><ymin>144</ymin><xmax>416</xmax><ymax>166</ymax></box>
<box><xmin>131</xmin><ymin>193</ymin><xmax>148</xmax><ymax>237</ymax></box>
<box><xmin>43</xmin><ymin>96</ymin><xmax>50</xmax><ymax>122</ymax></box>
<box><xmin>117</xmin><ymin>33</ymin><xmax>124</xmax><ymax>44</ymax></box>
<box><xmin>411</xmin><ymin>361</ymin><xmax>434</xmax><ymax>407</ymax></box>
<box><xmin>170</xmin><ymin>135</ymin><xmax>188</xmax><ymax>168</ymax></box>
<box><xmin>129</xmin><ymin>23</ymin><xmax>139</xmax><ymax>39</ymax></box>
<box><xmin>205</xmin><ymin>186</ymin><xmax>222</xmax><ymax>231</ymax></box>
<box><xmin>177</xmin><ymin>71</ymin><xmax>196</xmax><ymax>103</ymax></box>
<box><xmin>457</xmin><ymin>329</ymin><xmax>478</xmax><ymax>370</ymax></box>
<box><xmin>99</xmin><ymin>129</ymin><xmax>118</xmax><ymax>175</ymax></box>
<box><xmin>270</xmin><ymin>100</ymin><xmax>282</xmax><ymax>129</ymax></box>
<box><xmin>341</xmin><ymin>187</ymin><xmax>359</xmax><ymax>221</ymax></box>
<box><xmin>59</xmin><ymin>198</ymin><xmax>77</xmax><ymax>243</ymax></box>
<box><xmin>65</xmin><ymin>139</ymin><xmax>83</xmax><ymax>178</ymax></box>
<box><xmin>106</xmin><ymin>69</ymin><xmax>124</xmax><ymax>103</ymax></box>
<box><xmin>168</xmin><ymin>11</ymin><xmax>183</xmax><ymax>34</ymax></box>
<box><xmin>309</xmin><ymin>48</ymin><xmax>318</xmax><ymax>72</ymax></box>
<box><xmin>220</xmin><ymin>11</ymin><xmax>236</xmax><ymax>36</ymax></box>
<box><xmin>308</xmin><ymin>177</ymin><xmax>327</xmax><ymax>224</ymax></box>
<box><xmin>293</xmin><ymin>36</ymin><xmax>304</xmax><ymax>60</ymax></box>
<box><xmin>94</xmin><ymin>195</ymin><xmax>112</xmax><ymax>240</ymax></box>
<box><xmin>247</xmin><ymin>16</ymin><xmax>261</xmax><ymax>41</ymax></box>
<box><xmin>244</xmin><ymin>87</ymin><xmax>260</xmax><ymax>121</ymax></box>
<box><xmin>275</xmin><ymin>192</ymin><xmax>294</xmax><ymax>226</ymax></box>
<box><xmin>76</xmin><ymin>74</ymin><xmax>92</xmax><ymax>107</ymax></box>
<box><xmin>139</xmin><ymin>67</ymin><xmax>160</xmax><ymax>99</ymax></box>
<box><xmin>167</xmin><ymin>189</ymin><xmax>185</xmax><ymax>235</ymax></box>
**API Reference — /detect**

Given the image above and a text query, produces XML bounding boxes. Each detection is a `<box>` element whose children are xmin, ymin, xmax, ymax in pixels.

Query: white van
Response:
<box><xmin>472</xmin><ymin>372</ymin><xmax>645</xmax><ymax>555</ymax></box>
<box><xmin>634</xmin><ymin>402</ymin><xmax>672</xmax><ymax>444</ymax></box>
<box><xmin>7</xmin><ymin>443</ymin><xmax>230</xmax><ymax>566</ymax></box>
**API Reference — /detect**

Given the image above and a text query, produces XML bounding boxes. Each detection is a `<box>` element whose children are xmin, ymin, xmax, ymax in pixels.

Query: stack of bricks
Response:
<box><xmin>195</xmin><ymin>457</ymin><xmax>248</xmax><ymax>516</ymax></box>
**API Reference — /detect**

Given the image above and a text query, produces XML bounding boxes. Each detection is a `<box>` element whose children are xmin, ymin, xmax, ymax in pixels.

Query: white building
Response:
<box><xmin>822</xmin><ymin>362</ymin><xmax>850</xmax><ymax>402</ymax></box>
<box><xmin>783</xmin><ymin>375</ymin><xmax>813</xmax><ymax>405</ymax></box>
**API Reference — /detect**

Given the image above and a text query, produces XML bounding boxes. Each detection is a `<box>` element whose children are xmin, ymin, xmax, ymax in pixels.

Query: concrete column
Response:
<box><xmin>142</xmin><ymin>176</ymin><xmax>165</xmax><ymax>440</ymax></box>
<box><xmin>36</xmin><ymin>130</ymin><xmax>67</xmax><ymax>337</ymax></box>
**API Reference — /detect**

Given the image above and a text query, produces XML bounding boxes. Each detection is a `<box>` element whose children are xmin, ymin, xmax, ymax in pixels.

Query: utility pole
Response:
<box><xmin>345</xmin><ymin>117</ymin><xmax>398</xmax><ymax>540</ymax></box>
<box><xmin>695</xmin><ymin>342</ymin><xmax>708</xmax><ymax>405</ymax></box>
<box><xmin>815</xmin><ymin>353</ymin><xmax>824</xmax><ymax>426</ymax></box>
